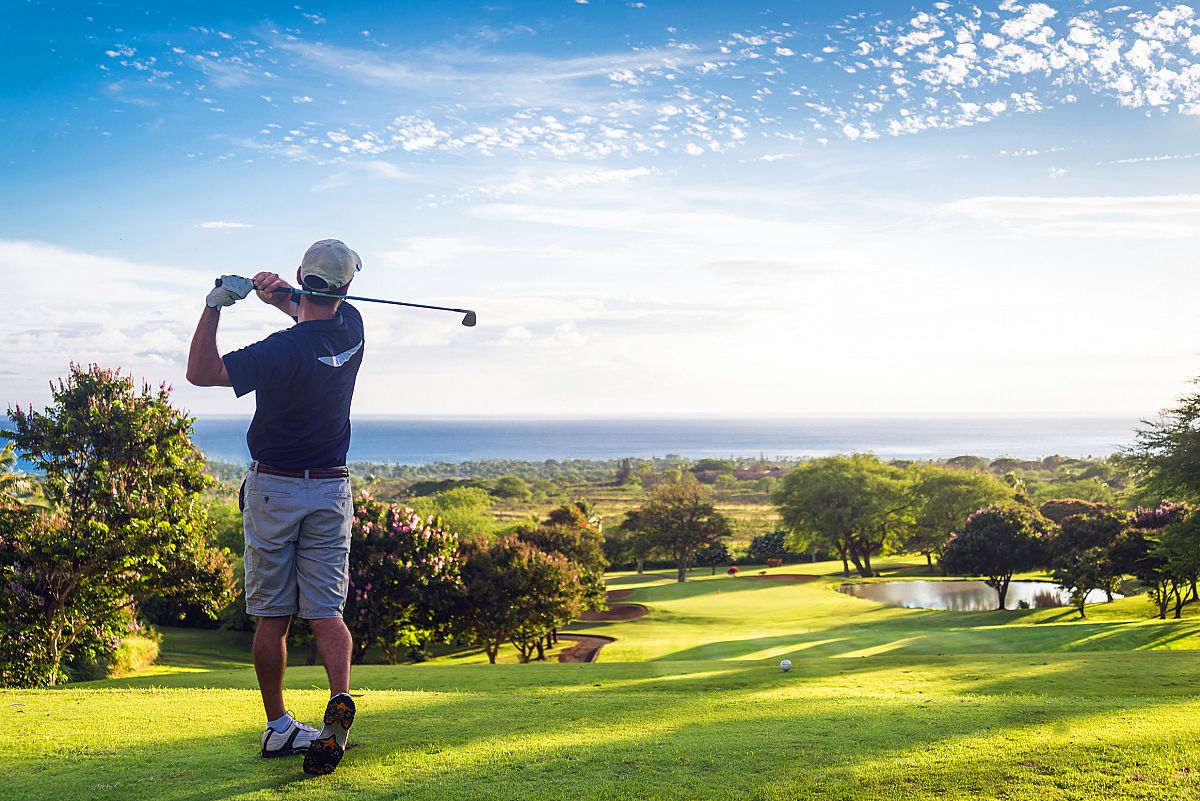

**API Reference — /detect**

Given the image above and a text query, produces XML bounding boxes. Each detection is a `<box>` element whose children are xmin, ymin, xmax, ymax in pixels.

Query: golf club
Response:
<box><xmin>215</xmin><ymin>277</ymin><xmax>477</xmax><ymax>327</ymax></box>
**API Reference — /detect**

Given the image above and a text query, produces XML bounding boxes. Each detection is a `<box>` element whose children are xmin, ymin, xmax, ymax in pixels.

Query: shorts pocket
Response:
<box><xmin>324</xmin><ymin>490</ymin><xmax>352</xmax><ymax>500</ymax></box>
<box><xmin>247</xmin><ymin>489</ymin><xmax>293</xmax><ymax>499</ymax></box>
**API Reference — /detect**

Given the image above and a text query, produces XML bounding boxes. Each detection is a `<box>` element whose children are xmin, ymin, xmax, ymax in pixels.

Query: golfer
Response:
<box><xmin>186</xmin><ymin>239</ymin><xmax>364</xmax><ymax>776</ymax></box>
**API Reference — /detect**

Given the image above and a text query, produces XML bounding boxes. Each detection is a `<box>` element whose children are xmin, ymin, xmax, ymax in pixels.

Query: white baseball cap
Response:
<box><xmin>300</xmin><ymin>239</ymin><xmax>361</xmax><ymax>291</ymax></box>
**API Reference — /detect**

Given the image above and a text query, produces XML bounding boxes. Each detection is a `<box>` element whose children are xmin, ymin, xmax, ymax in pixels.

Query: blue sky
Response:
<box><xmin>4</xmin><ymin>0</ymin><xmax>1200</xmax><ymax>416</ymax></box>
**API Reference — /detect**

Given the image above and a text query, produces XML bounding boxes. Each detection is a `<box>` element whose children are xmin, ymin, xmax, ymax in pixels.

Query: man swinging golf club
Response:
<box><xmin>186</xmin><ymin>239</ymin><xmax>364</xmax><ymax>776</ymax></box>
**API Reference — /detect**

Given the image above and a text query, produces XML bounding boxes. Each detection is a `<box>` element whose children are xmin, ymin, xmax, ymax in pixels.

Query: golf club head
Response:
<box><xmin>462</xmin><ymin>311</ymin><xmax>477</xmax><ymax>327</ymax></box>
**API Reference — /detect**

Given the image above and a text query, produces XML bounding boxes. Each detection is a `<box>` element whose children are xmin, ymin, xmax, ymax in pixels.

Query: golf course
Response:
<box><xmin>14</xmin><ymin>556</ymin><xmax>1200</xmax><ymax>801</ymax></box>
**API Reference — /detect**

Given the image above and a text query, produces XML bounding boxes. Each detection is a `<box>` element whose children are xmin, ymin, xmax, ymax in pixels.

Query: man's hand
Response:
<box><xmin>253</xmin><ymin>271</ymin><xmax>294</xmax><ymax>303</ymax></box>
<box><xmin>206</xmin><ymin>275</ymin><xmax>255</xmax><ymax>309</ymax></box>
<box><xmin>253</xmin><ymin>271</ymin><xmax>298</xmax><ymax>317</ymax></box>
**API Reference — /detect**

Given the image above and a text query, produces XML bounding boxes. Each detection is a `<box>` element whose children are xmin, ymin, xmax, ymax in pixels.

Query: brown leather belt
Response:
<box><xmin>254</xmin><ymin>463</ymin><xmax>349</xmax><ymax>479</ymax></box>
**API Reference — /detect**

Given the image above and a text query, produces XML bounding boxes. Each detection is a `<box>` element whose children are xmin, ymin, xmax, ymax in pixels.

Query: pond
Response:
<box><xmin>837</xmin><ymin>580</ymin><xmax>1120</xmax><ymax>611</ymax></box>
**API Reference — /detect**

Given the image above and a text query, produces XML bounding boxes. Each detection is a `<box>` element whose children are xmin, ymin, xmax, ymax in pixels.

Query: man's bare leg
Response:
<box><xmin>253</xmin><ymin>616</ymin><xmax>292</xmax><ymax>721</ymax></box>
<box><xmin>309</xmin><ymin>617</ymin><xmax>352</xmax><ymax>695</ymax></box>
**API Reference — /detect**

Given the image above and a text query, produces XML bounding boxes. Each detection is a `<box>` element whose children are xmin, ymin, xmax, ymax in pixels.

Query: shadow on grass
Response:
<box><xmin>643</xmin><ymin>611</ymin><xmax>1200</xmax><ymax>662</ymax></box>
<box><xmin>21</xmin><ymin>658</ymin><xmax>1200</xmax><ymax>801</ymax></box>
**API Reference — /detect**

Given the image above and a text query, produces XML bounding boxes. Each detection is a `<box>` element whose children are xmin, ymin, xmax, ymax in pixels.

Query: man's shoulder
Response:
<box><xmin>339</xmin><ymin>301</ymin><xmax>363</xmax><ymax>326</ymax></box>
<box><xmin>252</xmin><ymin>327</ymin><xmax>308</xmax><ymax>357</ymax></box>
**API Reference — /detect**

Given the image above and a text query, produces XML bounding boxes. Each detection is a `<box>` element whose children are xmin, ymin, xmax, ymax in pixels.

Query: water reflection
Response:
<box><xmin>837</xmin><ymin>580</ymin><xmax>1119</xmax><ymax>611</ymax></box>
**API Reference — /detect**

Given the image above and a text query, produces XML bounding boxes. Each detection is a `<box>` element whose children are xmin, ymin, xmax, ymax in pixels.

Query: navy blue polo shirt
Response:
<box><xmin>222</xmin><ymin>302</ymin><xmax>364</xmax><ymax>471</ymax></box>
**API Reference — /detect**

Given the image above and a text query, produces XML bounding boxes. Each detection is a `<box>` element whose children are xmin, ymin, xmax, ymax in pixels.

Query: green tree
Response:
<box><xmin>491</xmin><ymin>475</ymin><xmax>532</xmax><ymax>501</ymax></box>
<box><xmin>1038</xmin><ymin>498</ymin><xmax>1111</xmax><ymax>524</ymax></box>
<box><xmin>517</xmin><ymin>502</ymin><xmax>607</xmax><ymax>611</ymax></box>
<box><xmin>1129</xmin><ymin>380</ymin><xmax>1200</xmax><ymax>503</ymax></box>
<box><xmin>0</xmin><ymin>365</ymin><xmax>234</xmax><ymax>686</ymax></box>
<box><xmin>693</xmin><ymin>540</ymin><xmax>731</xmax><ymax>575</ymax></box>
<box><xmin>1159</xmin><ymin>516</ymin><xmax>1200</xmax><ymax>618</ymax></box>
<box><xmin>906</xmin><ymin>466</ymin><xmax>1013</xmax><ymax>570</ymax></box>
<box><xmin>1110</xmin><ymin>506</ymin><xmax>1197</xmax><ymax>619</ymax></box>
<box><xmin>745</xmin><ymin>531</ymin><xmax>793</xmax><ymax>564</ymax></box>
<box><xmin>452</xmin><ymin>536</ymin><xmax>582</xmax><ymax>664</ymax></box>
<box><xmin>1110</xmin><ymin>528</ymin><xmax>1176</xmax><ymax>619</ymax></box>
<box><xmin>638</xmin><ymin>482</ymin><xmax>732</xmax><ymax>583</ymax></box>
<box><xmin>1049</xmin><ymin>511</ymin><xmax>1126</xmax><ymax>618</ymax></box>
<box><xmin>606</xmin><ymin>510</ymin><xmax>658</xmax><ymax>574</ymax></box>
<box><xmin>941</xmin><ymin>506</ymin><xmax>1049</xmax><ymax>610</ymax></box>
<box><xmin>344</xmin><ymin>497</ymin><xmax>463</xmax><ymax>663</ymax></box>
<box><xmin>773</xmin><ymin>455</ymin><xmax>910</xmax><ymax>578</ymax></box>
<box><xmin>411</xmin><ymin>486</ymin><xmax>495</xmax><ymax>538</ymax></box>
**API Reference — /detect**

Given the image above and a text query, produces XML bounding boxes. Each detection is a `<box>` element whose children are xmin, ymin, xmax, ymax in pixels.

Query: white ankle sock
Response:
<box><xmin>267</xmin><ymin>713</ymin><xmax>294</xmax><ymax>733</ymax></box>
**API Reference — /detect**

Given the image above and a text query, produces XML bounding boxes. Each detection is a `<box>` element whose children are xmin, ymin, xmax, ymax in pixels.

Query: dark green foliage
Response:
<box><xmin>1039</xmin><ymin>498</ymin><xmax>1111</xmax><ymax>524</ymax></box>
<box><xmin>0</xmin><ymin>365</ymin><xmax>234</xmax><ymax>686</ymax></box>
<box><xmin>405</xmin><ymin>478</ymin><xmax>490</xmax><ymax>497</ymax></box>
<box><xmin>745</xmin><ymin>531</ymin><xmax>795</xmax><ymax>564</ymax></box>
<box><xmin>941</xmin><ymin>506</ymin><xmax>1049</xmax><ymax>610</ymax></box>
<box><xmin>1049</xmin><ymin>511</ymin><xmax>1127</xmax><ymax>617</ymax></box>
<box><xmin>452</xmin><ymin>536</ymin><xmax>582</xmax><ymax>664</ymax></box>
<box><xmin>492</xmin><ymin>475</ymin><xmax>532</xmax><ymax>500</ymax></box>
<box><xmin>906</xmin><ymin>466</ymin><xmax>1014</xmax><ymax>569</ymax></box>
<box><xmin>693</xmin><ymin>540</ymin><xmax>731</xmax><ymax>575</ymax></box>
<box><xmin>944</xmin><ymin>455</ymin><xmax>992</xmax><ymax>471</ymax></box>
<box><xmin>605</xmin><ymin>510</ymin><xmax>659</xmax><ymax>574</ymax></box>
<box><xmin>1129</xmin><ymin>381</ymin><xmax>1200</xmax><ymax>503</ymax></box>
<box><xmin>517</xmin><ymin>503</ymin><xmax>607</xmax><ymax>610</ymax></box>
<box><xmin>344</xmin><ymin>496</ymin><xmax>463</xmax><ymax>663</ymax></box>
<box><xmin>773</xmin><ymin>455</ymin><xmax>910</xmax><ymax>579</ymax></box>
<box><xmin>638</xmin><ymin>482</ymin><xmax>732</xmax><ymax>583</ymax></box>
<box><xmin>692</xmin><ymin>459</ymin><xmax>736</xmax><ymax>473</ymax></box>
<box><xmin>1111</xmin><ymin>512</ymin><xmax>1200</xmax><ymax>619</ymax></box>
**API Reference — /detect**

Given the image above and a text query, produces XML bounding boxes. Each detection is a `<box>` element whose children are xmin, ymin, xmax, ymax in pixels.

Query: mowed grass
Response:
<box><xmin>12</xmin><ymin>556</ymin><xmax>1200</xmax><ymax>800</ymax></box>
<box><xmin>562</xmin><ymin>559</ymin><xmax>1200</xmax><ymax>662</ymax></box>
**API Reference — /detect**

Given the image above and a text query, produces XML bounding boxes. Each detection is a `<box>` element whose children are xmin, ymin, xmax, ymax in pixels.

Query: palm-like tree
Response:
<box><xmin>0</xmin><ymin>442</ymin><xmax>36</xmax><ymax>509</ymax></box>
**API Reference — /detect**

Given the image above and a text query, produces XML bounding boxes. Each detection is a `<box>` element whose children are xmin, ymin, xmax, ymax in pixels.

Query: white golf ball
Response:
<box><xmin>780</xmin><ymin>659</ymin><xmax>792</xmax><ymax>672</ymax></box>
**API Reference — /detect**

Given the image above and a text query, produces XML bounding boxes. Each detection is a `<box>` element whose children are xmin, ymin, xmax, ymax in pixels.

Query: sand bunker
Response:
<box><xmin>577</xmin><ymin>603</ymin><xmax>649</xmax><ymax>622</ymax></box>
<box><xmin>557</xmin><ymin>635</ymin><xmax>616</xmax><ymax>663</ymax></box>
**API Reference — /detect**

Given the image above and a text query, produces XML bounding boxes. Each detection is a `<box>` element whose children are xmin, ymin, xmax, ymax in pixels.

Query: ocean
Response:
<box><xmin>189</xmin><ymin>416</ymin><xmax>1142</xmax><ymax>465</ymax></box>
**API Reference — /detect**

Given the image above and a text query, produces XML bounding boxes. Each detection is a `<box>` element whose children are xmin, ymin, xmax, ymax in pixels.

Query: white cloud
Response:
<box><xmin>197</xmin><ymin>220</ymin><xmax>252</xmax><ymax>229</ymax></box>
<box><xmin>943</xmin><ymin>194</ymin><xmax>1200</xmax><ymax>237</ymax></box>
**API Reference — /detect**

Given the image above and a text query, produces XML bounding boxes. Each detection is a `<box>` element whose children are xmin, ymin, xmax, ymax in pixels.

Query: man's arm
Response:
<box><xmin>186</xmin><ymin>306</ymin><xmax>232</xmax><ymax>387</ymax></box>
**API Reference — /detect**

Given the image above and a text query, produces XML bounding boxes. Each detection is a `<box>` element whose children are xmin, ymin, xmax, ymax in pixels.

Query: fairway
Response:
<box><xmin>14</xmin><ymin>558</ymin><xmax>1200</xmax><ymax>800</ymax></box>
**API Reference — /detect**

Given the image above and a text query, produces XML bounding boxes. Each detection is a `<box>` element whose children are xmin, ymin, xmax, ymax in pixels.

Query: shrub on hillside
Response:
<box><xmin>344</xmin><ymin>497</ymin><xmax>463</xmax><ymax>663</ymax></box>
<box><xmin>1039</xmin><ymin>498</ymin><xmax>1111</xmax><ymax>524</ymax></box>
<box><xmin>0</xmin><ymin>365</ymin><xmax>233</xmax><ymax>687</ymax></box>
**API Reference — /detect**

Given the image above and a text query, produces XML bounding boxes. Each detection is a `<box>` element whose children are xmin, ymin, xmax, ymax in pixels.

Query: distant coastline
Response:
<box><xmin>189</xmin><ymin>416</ymin><xmax>1141</xmax><ymax>466</ymax></box>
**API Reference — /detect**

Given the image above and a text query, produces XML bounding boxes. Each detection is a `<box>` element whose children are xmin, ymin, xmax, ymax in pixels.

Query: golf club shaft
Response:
<box><xmin>215</xmin><ymin>277</ymin><xmax>475</xmax><ymax>317</ymax></box>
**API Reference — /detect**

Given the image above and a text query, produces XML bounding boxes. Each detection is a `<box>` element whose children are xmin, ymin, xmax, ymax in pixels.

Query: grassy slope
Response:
<box><xmin>11</xmin><ymin>556</ymin><xmax>1200</xmax><ymax>800</ymax></box>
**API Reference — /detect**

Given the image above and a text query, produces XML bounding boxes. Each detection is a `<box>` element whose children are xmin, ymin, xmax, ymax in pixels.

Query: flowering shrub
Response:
<box><xmin>0</xmin><ymin>365</ymin><xmax>232</xmax><ymax>687</ymax></box>
<box><xmin>343</xmin><ymin>496</ymin><xmax>463</xmax><ymax>663</ymax></box>
<box><xmin>1133</xmin><ymin>502</ymin><xmax>1188</xmax><ymax>531</ymax></box>
<box><xmin>943</xmin><ymin>507</ymin><xmax>1049</xmax><ymax>610</ymax></box>
<box><xmin>727</xmin><ymin>565</ymin><xmax>740</xmax><ymax>576</ymax></box>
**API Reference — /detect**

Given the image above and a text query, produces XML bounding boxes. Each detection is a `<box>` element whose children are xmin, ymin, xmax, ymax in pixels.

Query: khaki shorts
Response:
<box><xmin>240</xmin><ymin>467</ymin><xmax>353</xmax><ymax>619</ymax></box>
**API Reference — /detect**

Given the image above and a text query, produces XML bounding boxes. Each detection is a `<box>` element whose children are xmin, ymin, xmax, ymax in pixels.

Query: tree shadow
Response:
<box><xmin>22</xmin><ymin>659</ymin><xmax>1200</xmax><ymax>801</ymax></box>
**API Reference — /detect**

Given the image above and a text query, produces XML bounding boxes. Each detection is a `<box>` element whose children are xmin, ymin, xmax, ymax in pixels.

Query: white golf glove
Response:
<box><xmin>206</xmin><ymin>275</ymin><xmax>255</xmax><ymax>309</ymax></box>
